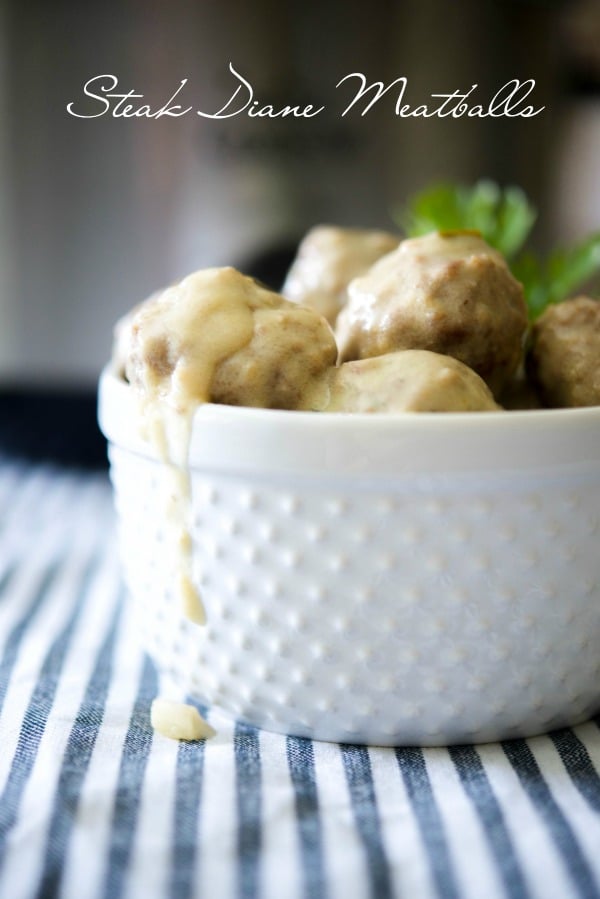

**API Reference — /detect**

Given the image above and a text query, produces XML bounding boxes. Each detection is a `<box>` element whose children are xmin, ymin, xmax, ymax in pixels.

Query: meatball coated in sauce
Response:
<box><xmin>527</xmin><ymin>296</ymin><xmax>600</xmax><ymax>408</ymax></box>
<box><xmin>335</xmin><ymin>231</ymin><xmax>527</xmax><ymax>397</ymax></box>
<box><xmin>125</xmin><ymin>267</ymin><xmax>337</xmax><ymax>414</ymax></box>
<box><xmin>282</xmin><ymin>225</ymin><xmax>399</xmax><ymax>325</ymax></box>
<box><xmin>309</xmin><ymin>349</ymin><xmax>500</xmax><ymax>414</ymax></box>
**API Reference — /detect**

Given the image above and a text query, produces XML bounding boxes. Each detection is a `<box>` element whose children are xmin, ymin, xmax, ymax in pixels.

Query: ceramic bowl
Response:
<box><xmin>98</xmin><ymin>366</ymin><xmax>600</xmax><ymax>746</ymax></box>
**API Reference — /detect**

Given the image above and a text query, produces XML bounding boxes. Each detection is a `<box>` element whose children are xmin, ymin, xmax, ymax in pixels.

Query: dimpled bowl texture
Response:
<box><xmin>99</xmin><ymin>367</ymin><xmax>600</xmax><ymax>746</ymax></box>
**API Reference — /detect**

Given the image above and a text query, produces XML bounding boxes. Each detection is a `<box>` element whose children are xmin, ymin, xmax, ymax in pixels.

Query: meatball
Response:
<box><xmin>125</xmin><ymin>267</ymin><xmax>338</xmax><ymax>414</ymax></box>
<box><xmin>303</xmin><ymin>349</ymin><xmax>500</xmax><ymax>413</ymax></box>
<box><xmin>335</xmin><ymin>231</ymin><xmax>527</xmax><ymax>396</ymax></box>
<box><xmin>527</xmin><ymin>296</ymin><xmax>600</xmax><ymax>408</ymax></box>
<box><xmin>211</xmin><ymin>302</ymin><xmax>338</xmax><ymax>409</ymax></box>
<box><xmin>282</xmin><ymin>225</ymin><xmax>399</xmax><ymax>325</ymax></box>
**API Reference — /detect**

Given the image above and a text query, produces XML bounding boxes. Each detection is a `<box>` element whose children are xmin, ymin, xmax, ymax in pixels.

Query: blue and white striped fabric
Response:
<box><xmin>1</xmin><ymin>459</ymin><xmax>599</xmax><ymax>899</ymax></box>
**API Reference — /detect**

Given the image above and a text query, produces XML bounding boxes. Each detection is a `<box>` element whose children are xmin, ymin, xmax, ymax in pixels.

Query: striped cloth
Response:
<box><xmin>0</xmin><ymin>460</ymin><xmax>599</xmax><ymax>899</ymax></box>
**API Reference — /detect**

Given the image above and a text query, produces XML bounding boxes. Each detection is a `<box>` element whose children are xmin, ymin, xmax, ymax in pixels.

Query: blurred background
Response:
<box><xmin>1</xmin><ymin>0</ymin><xmax>600</xmax><ymax>465</ymax></box>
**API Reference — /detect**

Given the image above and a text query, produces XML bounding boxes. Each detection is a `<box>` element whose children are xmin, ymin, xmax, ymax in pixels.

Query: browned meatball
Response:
<box><xmin>125</xmin><ymin>267</ymin><xmax>338</xmax><ymax>414</ymax></box>
<box><xmin>527</xmin><ymin>296</ymin><xmax>600</xmax><ymax>408</ymax></box>
<box><xmin>335</xmin><ymin>231</ymin><xmax>527</xmax><ymax>396</ymax></box>
<box><xmin>301</xmin><ymin>350</ymin><xmax>500</xmax><ymax>413</ymax></box>
<box><xmin>282</xmin><ymin>225</ymin><xmax>399</xmax><ymax>325</ymax></box>
<box><xmin>211</xmin><ymin>302</ymin><xmax>338</xmax><ymax>409</ymax></box>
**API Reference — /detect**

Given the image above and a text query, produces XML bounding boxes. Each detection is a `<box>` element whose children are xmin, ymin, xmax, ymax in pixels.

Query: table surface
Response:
<box><xmin>0</xmin><ymin>459</ymin><xmax>599</xmax><ymax>899</ymax></box>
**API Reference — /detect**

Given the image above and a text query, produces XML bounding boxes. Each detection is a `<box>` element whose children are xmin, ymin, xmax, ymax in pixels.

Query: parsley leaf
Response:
<box><xmin>513</xmin><ymin>233</ymin><xmax>600</xmax><ymax>319</ymax></box>
<box><xmin>399</xmin><ymin>180</ymin><xmax>536</xmax><ymax>259</ymax></box>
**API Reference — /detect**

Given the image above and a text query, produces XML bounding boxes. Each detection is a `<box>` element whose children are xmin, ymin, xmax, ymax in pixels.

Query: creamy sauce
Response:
<box><xmin>127</xmin><ymin>268</ymin><xmax>258</xmax><ymax>628</ymax></box>
<box><xmin>151</xmin><ymin>698</ymin><xmax>216</xmax><ymax>741</ymax></box>
<box><xmin>128</xmin><ymin>268</ymin><xmax>256</xmax><ymax>455</ymax></box>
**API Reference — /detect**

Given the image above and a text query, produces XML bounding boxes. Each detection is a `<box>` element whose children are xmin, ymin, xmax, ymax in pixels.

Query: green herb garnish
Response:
<box><xmin>512</xmin><ymin>233</ymin><xmax>600</xmax><ymax>319</ymax></box>
<box><xmin>397</xmin><ymin>180</ymin><xmax>600</xmax><ymax>319</ymax></box>
<box><xmin>399</xmin><ymin>180</ymin><xmax>536</xmax><ymax>259</ymax></box>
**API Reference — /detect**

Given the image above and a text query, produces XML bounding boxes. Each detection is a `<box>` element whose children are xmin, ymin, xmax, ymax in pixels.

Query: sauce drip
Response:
<box><xmin>128</xmin><ymin>268</ymin><xmax>256</xmax><ymax>625</ymax></box>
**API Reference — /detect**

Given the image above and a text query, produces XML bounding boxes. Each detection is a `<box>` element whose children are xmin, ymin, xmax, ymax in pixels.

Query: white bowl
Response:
<box><xmin>98</xmin><ymin>366</ymin><xmax>600</xmax><ymax>746</ymax></box>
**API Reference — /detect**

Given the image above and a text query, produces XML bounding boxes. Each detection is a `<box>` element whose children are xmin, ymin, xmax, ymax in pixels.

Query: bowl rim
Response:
<box><xmin>98</xmin><ymin>365</ymin><xmax>600</xmax><ymax>478</ymax></box>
